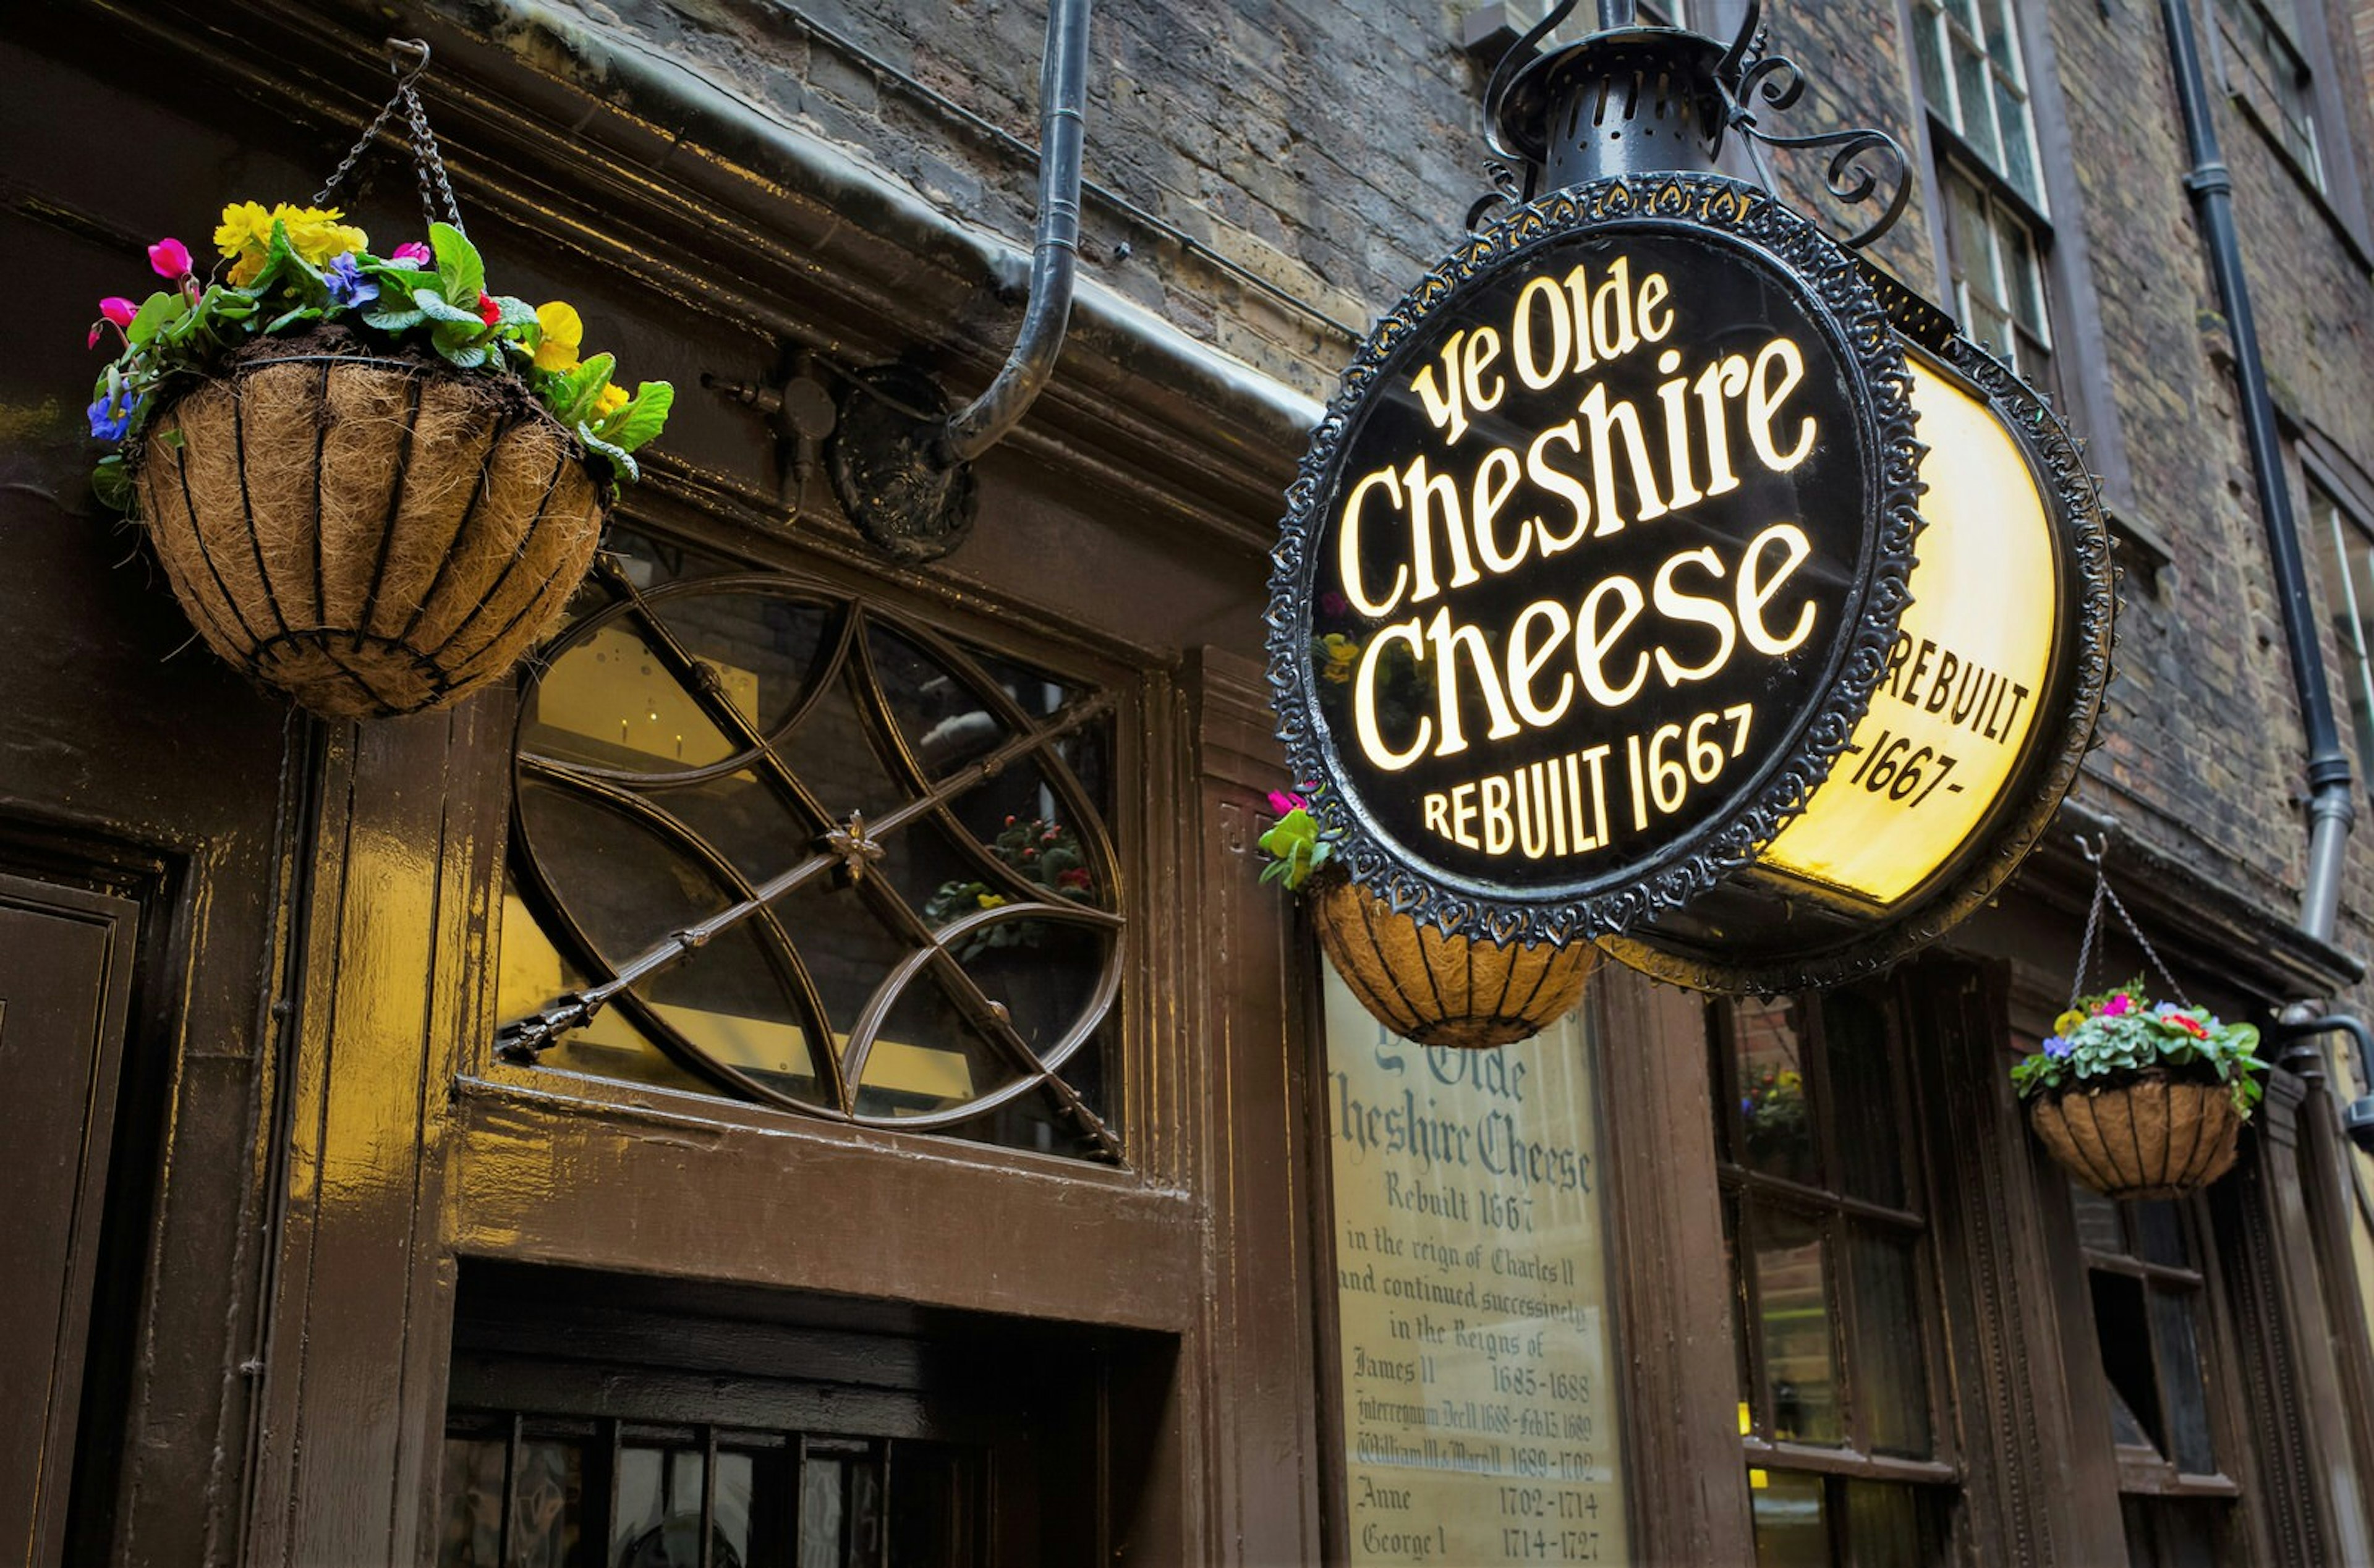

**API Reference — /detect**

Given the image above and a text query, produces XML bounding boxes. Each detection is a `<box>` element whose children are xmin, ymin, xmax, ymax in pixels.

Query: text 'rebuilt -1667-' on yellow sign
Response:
<box><xmin>1758</xmin><ymin>356</ymin><xmax>2059</xmax><ymax>904</ymax></box>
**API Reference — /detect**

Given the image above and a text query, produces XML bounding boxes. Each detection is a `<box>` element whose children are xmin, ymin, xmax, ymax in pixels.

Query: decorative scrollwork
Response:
<box><xmin>494</xmin><ymin>546</ymin><xmax>1126</xmax><ymax>1161</ymax></box>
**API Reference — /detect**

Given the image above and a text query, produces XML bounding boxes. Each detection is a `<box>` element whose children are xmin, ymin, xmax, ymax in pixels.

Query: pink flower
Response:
<box><xmin>99</xmin><ymin>297</ymin><xmax>137</xmax><ymax>327</ymax></box>
<box><xmin>1269</xmin><ymin>790</ymin><xmax>1309</xmax><ymax>816</ymax></box>
<box><xmin>148</xmin><ymin>237</ymin><xmax>192</xmax><ymax>279</ymax></box>
<box><xmin>389</xmin><ymin>241</ymin><xmax>432</xmax><ymax>266</ymax></box>
<box><xmin>2102</xmin><ymin>993</ymin><xmax>2134</xmax><ymax>1017</ymax></box>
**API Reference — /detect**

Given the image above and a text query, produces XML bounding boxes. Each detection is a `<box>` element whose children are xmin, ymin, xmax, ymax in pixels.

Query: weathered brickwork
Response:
<box><xmin>590</xmin><ymin>0</ymin><xmax>2374</xmax><ymax>960</ymax></box>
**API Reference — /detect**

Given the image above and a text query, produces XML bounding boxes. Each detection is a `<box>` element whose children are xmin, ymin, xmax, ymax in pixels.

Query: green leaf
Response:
<box><xmin>125</xmin><ymin>290</ymin><xmax>189</xmax><ymax>348</ymax></box>
<box><xmin>487</xmin><ymin>293</ymin><xmax>539</xmax><ymax>330</ymax></box>
<box><xmin>576</xmin><ymin>423</ymin><xmax>639</xmax><ymax>484</ymax></box>
<box><xmin>556</xmin><ymin>353</ymin><xmax>617</xmax><ymax>426</ymax></box>
<box><xmin>410</xmin><ymin>284</ymin><xmax>482</xmax><ymax>326</ymax></box>
<box><xmin>247</xmin><ymin>219</ymin><xmax>328</xmax><ymax>305</ymax></box>
<box><xmin>360</xmin><ymin>300</ymin><xmax>427</xmax><ymax>332</ymax></box>
<box><xmin>91</xmin><ymin>454</ymin><xmax>134</xmax><ymax>512</ymax></box>
<box><xmin>430</xmin><ymin>221</ymin><xmax>485</xmax><ymax>315</ymax></box>
<box><xmin>601</xmin><ymin>381</ymin><xmax>674</xmax><ymax>452</ymax></box>
<box><xmin>264</xmin><ymin>305</ymin><xmax>323</xmax><ymax>333</ymax></box>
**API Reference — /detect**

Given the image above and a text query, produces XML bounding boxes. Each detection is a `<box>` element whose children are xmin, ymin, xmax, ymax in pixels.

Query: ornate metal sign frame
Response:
<box><xmin>1266</xmin><ymin>171</ymin><xmax>1925</xmax><ymax>947</ymax></box>
<box><xmin>1600</xmin><ymin>279</ymin><xmax>2117</xmax><ymax>992</ymax></box>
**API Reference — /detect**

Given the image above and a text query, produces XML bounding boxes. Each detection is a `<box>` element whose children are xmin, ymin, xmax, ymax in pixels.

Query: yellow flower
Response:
<box><xmin>277</xmin><ymin>205</ymin><xmax>368</xmax><ymax>268</ymax></box>
<box><xmin>215</xmin><ymin>201</ymin><xmax>276</xmax><ymax>285</ymax></box>
<box><xmin>2054</xmin><ymin>1009</ymin><xmax>2087</xmax><ymax>1036</ymax></box>
<box><xmin>213</xmin><ymin>201</ymin><xmax>368</xmax><ymax>285</ymax></box>
<box><xmin>1318</xmin><ymin>632</ymin><xmax>1361</xmax><ymax>685</ymax></box>
<box><xmin>976</xmin><ymin>892</ymin><xmax>1008</xmax><ymax>910</ymax></box>
<box><xmin>592</xmin><ymin>383</ymin><xmax>631</xmax><ymax>422</ymax></box>
<box><xmin>534</xmin><ymin>302</ymin><xmax>583</xmax><ymax>372</ymax></box>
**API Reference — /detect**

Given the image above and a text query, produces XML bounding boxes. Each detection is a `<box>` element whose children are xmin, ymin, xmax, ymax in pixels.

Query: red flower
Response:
<box><xmin>475</xmin><ymin>292</ymin><xmax>501</xmax><ymax>326</ymax></box>
<box><xmin>1057</xmin><ymin>867</ymin><xmax>1091</xmax><ymax>890</ymax></box>
<box><xmin>147</xmin><ymin>237</ymin><xmax>192</xmax><ymax>279</ymax></box>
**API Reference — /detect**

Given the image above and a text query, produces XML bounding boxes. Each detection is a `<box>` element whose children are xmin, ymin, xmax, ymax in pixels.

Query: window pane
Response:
<box><xmin>1735</xmin><ymin>998</ymin><xmax>1819</xmax><ymax>1185</ymax></box>
<box><xmin>1949</xmin><ymin>175</ymin><xmax>2006</xmax><ymax>305</ymax></box>
<box><xmin>1954</xmin><ymin>44</ymin><xmax>2002</xmax><ymax>166</ymax></box>
<box><xmin>1915</xmin><ymin>12</ymin><xmax>1954</xmax><ymax>116</ymax></box>
<box><xmin>1849</xmin><ymin>1227</ymin><xmax>1933</xmax><ymax>1457</ymax></box>
<box><xmin>1823</xmin><ymin>991</ymin><xmax>1905</xmax><ymax>1209</ymax></box>
<box><xmin>1752</xmin><ymin>1205</ymin><xmax>1843</xmax><ymax>1444</ymax></box>
<box><xmin>509</xmin><ymin>1440</ymin><xmax>584</xmax><ymax>1568</ymax></box>
<box><xmin>1726</xmin><ymin>1192</ymin><xmax>1756</xmax><ymax>1418</ymax></box>
<box><xmin>1995</xmin><ymin>78</ymin><xmax>2040</xmax><ymax>204</ymax></box>
<box><xmin>1751</xmin><ymin>1470</ymin><xmax>1831</xmax><ymax>1568</ymax></box>
<box><xmin>2092</xmin><ymin>1272</ymin><xmax>2166</xmax><ymax>1455</ymax></box>
<box><xmin>438</xmin><ymin>1438</ymin><xmax>508</xmax><ymax>1568</ymax></box>
<box><xmin>2133</xmin><ymin>1200</ymin><xmax>2193</xmax><ymax>1269</ymax></box>
<box><xmin>2149</xmin><ymin>1288</ymin><xmax>2218</xmax><ymax>1475</ymax></box>
<box><xmin>1844</xmin><ymin>1480</ymin><xmax>1945</xmax><ymax>1565</ymax></box>
<box><xmin>2072</xmin><ymin>1183</ymin><xmax>2127</xmax><ymax>1257</ymax></box>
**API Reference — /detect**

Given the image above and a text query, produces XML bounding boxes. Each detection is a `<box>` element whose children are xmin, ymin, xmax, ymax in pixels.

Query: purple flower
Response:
<box><xmin>2042</xmin><ymin>1035</ymin><xmax>2073</xmax><ymax>1059</ymax></box>
<box><xmin>388</xmin><ymin>241</ymin><xmax>432</xmax><ymax>269</ymax></box>
<box><xmin>87</xmin><ymin>392</ymin><xmax>134</xmax><ymax>442</ymax></box>
<box><xmin>324</xmin><ymin>253</ymin><xmax>378</xmax><ymax>308</ymax></box>
<box><xmin>1268</xmin><ymin>789</ymin><xmax>1309</xmax><ymax>816</ymax></box>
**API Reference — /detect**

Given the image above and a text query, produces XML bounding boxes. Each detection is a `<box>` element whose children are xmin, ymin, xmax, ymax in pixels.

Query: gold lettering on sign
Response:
<box><xmin>1759</xmin><ymin>357</ymin><xmax>2058</xmax><ymax>903</ymax></box>
<box><xmin>1335</xmin><ymin>248</ymin><xmax>1826</xmax><ymax>776</ymax></box>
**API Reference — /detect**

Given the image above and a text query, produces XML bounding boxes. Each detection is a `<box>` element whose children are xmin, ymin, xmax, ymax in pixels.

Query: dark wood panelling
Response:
<box><xmin>0</xmin><ymin>876</ymin><xmax>140</xmax><ymax>1568</ymax></box>
<box><xmin>1597</xmin><ymin>972</ymin><xmax>1757</xmax><ymax>1565</ymax></box>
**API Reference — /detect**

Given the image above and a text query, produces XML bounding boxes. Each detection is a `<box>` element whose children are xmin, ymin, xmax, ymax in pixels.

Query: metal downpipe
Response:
<box><xmin>2163</xmin><ymin>0</ymin><xmax>2356</xmax><ymax>941</ymax></box>
<box><xmin>940</xmin><ymin>0</ymin><xmax>1090</xmax><ymax>464</ymax></box>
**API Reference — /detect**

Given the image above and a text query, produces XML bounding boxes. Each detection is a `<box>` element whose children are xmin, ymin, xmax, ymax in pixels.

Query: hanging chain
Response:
<box><xmin>312</xmin><ymin>38</ymin><xmax>464</xmax><ymax>238</ymax></box>
<box><xmin>2066</xmin><ymin>834</ymin><xmax>2192</xmax><ymax>1012</ymax></box>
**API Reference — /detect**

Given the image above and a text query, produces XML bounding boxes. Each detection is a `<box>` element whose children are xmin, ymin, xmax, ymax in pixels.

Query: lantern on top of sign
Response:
<box><xmin>1267</xmin><ymin>0</ymin><xmax>2085</xmax><ymax>1041</ymax></box>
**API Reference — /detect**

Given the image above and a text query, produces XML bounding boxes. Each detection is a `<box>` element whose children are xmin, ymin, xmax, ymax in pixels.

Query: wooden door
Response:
<box><xmin>0</xmin><ymin>874</ymin><xmax>140</xmax><ymax>1568</ymax></box>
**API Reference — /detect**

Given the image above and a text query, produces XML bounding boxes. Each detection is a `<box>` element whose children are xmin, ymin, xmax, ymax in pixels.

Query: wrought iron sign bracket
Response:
<box><xmin>1476</xmin><ymin>0</ymin><xmax>1912</xmax><ymax>250</ymax></box>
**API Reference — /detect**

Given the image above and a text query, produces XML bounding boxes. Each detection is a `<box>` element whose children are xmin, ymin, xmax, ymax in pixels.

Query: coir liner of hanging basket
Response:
<box><xmin>135</xmin><ymin>329</ymin><xmax>605</xmax><ymax>719</ymax></box>
<box><xmin>2027</xmin><ymin>1067</ymin><xmax>2245</xmax><ymax>1201</ymax></box>
<box><xmin>1311</xmin><ymin>871</ymin><xmax>1598</xmax><ymax>1050</ymax></box>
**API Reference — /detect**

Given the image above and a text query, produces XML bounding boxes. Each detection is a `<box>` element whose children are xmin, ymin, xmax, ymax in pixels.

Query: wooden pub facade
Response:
<box><xmin>6</xmin><ymin>0</ymin><xmax>2374</xmax><ymax>1564</ymax></box>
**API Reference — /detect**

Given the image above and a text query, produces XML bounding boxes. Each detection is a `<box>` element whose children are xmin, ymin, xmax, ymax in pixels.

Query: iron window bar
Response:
<box><xmin>498</xmin><ymin>553</ymin><xmax>1125</xmax><ymax>1161</ymax></box>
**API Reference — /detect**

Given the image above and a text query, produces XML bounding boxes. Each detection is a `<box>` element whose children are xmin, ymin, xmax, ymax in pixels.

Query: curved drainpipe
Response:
<box><xmin>938</xmin><ymin>0</ymin><xmax>1089</xmax><ymax>464</ymax></box>
<box><xmin>2163</xmin><ymin>0</ymin><xmax>2374</xmax><ymax>1140</ymax></box>
<box><xmin>2163</xmin><ymin>0</ymin><xmax>2356</xmax><ymax>943</ymax></box>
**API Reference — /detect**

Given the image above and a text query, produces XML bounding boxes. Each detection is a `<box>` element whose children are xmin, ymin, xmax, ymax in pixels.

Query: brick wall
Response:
<box><xmin>578</xmin><ymin>0</ymin><xmax>2374</xmax><ymax>966</ymax></box>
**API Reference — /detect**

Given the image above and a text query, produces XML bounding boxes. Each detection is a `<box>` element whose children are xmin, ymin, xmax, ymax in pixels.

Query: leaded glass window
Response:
<box><xmin>495</xmin><ymin>530</ymin><xmax>1125</xmax><ymax>1163</ymax></box>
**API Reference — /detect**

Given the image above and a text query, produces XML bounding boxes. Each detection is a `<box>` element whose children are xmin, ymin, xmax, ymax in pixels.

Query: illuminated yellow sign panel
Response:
<box><xmin>1758</xmin><ymin>359</ymin><xmax>2058</xmax><ymax>904</ymax></box>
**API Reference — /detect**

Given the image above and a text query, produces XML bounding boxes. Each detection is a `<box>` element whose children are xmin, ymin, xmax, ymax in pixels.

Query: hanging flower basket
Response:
<box><xmin>1259</xmin><ymin>791</ymin><xmax>1595</xmax><ymax>1049</ymax></box>
<box><xmin>82</xmin><ymin>44</ymin><xmax>670</xmax><ymax>719</ymax></box>
<box><xmin>1307</xmin><ymin>870</ymin><xmax>1597</xmax><ymax>1050</ymax></box>
<box><xmin>134</xmin><ymin>326</ymin><xmax>606</xmax><ymax>717</ymax></box>
<box><xmin>2011</xmin><ymin>841</ymin><xmax>2266</xmax><ymax>1199</ymax></box>
<box><xmin>2025</xmin><ymin>1066</ymin><xmax>2247</xmax><ymax>1201</ymax></box>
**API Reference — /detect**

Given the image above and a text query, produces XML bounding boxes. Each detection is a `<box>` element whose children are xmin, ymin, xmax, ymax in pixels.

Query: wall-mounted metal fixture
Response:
<box><xmin>1476</xmin><ymin>0</ymin><xmax>1910</xmax><ymax>247</ymax></box>
<box><xmin>2271</xmin><ymin>1011</ymin><xmax>2374</xmax><ymax>1153</ymax></box>
<box><xmin>825</xmin><ymin>0</ymin><xmax>1091</xmax><ymax>563</ymax></box>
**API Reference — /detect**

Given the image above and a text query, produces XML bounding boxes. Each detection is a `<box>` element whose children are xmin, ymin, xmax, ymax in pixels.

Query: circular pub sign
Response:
<box><xmin>1268</xmin><ymin>174</ymin><xmax>1924</xmax><ymax>944</ymax></box>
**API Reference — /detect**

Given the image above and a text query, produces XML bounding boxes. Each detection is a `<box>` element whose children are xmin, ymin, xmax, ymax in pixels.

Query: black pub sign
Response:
<box><xmin>1268</xmin><ymin>175</ymin><xmax>1924</xmax><ymax>945</ymax></box>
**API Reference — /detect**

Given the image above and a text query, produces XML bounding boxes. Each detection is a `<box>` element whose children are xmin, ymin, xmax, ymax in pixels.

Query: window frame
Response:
<box><xmin>1899</xmin><ymin>0</ymin><xmax>2146</xmax><ymax>542</ymax></box>
<box><xmin>2203</xmin><ymin>0</ymin><xmax>2374</xmax><ymax>258</ymax></box>
<box><xmin>1708</xmin><ymin>988</ymin><xmax>1963</xmax><ymax>1527</ymax></box>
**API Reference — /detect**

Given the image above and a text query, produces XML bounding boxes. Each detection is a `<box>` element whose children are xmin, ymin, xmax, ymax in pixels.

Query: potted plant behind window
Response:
<box><xmin>1259</xmin><ymin>790</ymin><xmax>1596</xmax><ymax>1050</ymax></box>
<box><xmin>82</xmin><ymin>43</ymin><xmax>670</xmax><ymax>719</ymax></box>
<box><xmin>2014</xmin><ymin>983</ymin><xmax>2265</xmax><ymax>1200</ymax></box>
